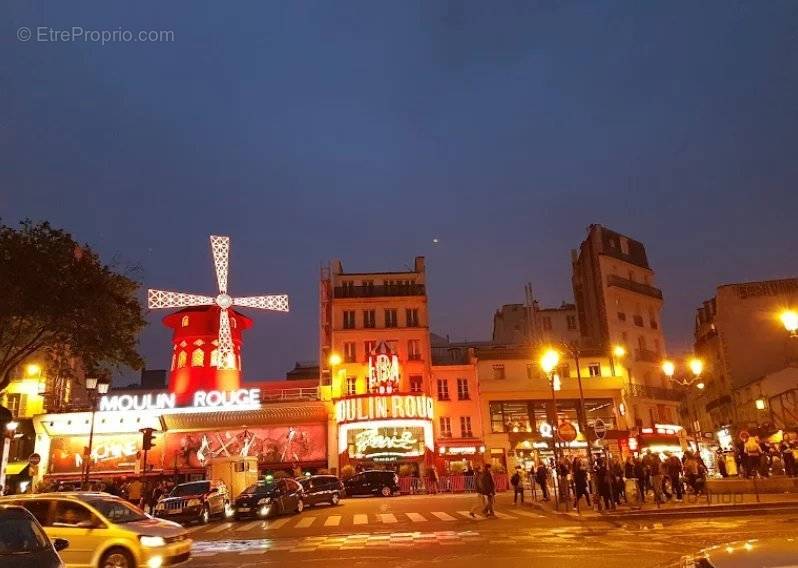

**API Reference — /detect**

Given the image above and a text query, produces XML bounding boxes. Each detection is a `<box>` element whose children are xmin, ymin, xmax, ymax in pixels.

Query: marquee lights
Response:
<box><xmin>147</xmin><ymin>235</ymin><xmax>289</xmax><ymax>371</ymax></box>
<box><xmin>338</xmin><ymin>419</ymin><xmax>434</xmax><ymax>454</ymax></box>
<box><xmin>100</xmin><ymin>388</ymin><xmax>263</xmax><ymax>414</ymax></box>
<box><xmin>335</xmin><ymin>395</ymin><xmax>434</xmax><ymax>424</ymax></box>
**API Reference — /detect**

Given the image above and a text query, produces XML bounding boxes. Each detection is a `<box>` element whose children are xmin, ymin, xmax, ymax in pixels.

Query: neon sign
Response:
<box><xmin>335</xmin><ymin>395</ymin><xmax>434</xmax><ymax>424</ymax></box>
<box><xmin>354</xmin><ymin>429</ymin><xmax>418</xmax><ymax>458</ymax></box>
<box><xmin>368</xmin><ymin>342</ymin><xmax>400</xmax><ymax>393</ymax></box>
<box><xmin>99</xmin><ymin>388</ymin><xmax>262</xmax><ymax>413</ymax></box>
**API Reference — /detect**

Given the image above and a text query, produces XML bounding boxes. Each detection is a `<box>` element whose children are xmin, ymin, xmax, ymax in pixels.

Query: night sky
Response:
<box><xmin>3</xmin><ymin>2</ymin><xmax>797</xmax><ymax>383</ymax></box>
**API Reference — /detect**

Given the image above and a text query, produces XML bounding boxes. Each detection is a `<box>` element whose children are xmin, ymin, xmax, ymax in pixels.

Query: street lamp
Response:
<box><xmin>82</xmin><ymin>377</ymin><xmax>110</xmax><ymax>489</ymax></box>
<box><xmin>0</xmin><ymin>421</ymin><xmax>19</xmax><ymax>495</ymax></box>
<box><xmin>539</xmin><ymin>348</ymin><xmax>563</xmax><ymax>508</ymax></box>
<box><xmin>661</xmin><ymin>357</ymin><xmax>704</xmax><ymax>388</ymax></box>
<box><xmin>780</xmin><ymin>310</ymin><xmax>798</xmax><ymax>338</ymax></box>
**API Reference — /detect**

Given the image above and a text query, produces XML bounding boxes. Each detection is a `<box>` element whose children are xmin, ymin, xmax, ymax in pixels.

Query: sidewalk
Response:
<box><xmin>523</xmin><ymin>490</ymin><xmax>798</xmax><ymax>520</ymax></box>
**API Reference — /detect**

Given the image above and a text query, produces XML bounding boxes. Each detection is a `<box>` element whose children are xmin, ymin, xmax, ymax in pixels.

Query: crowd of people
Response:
<box><xmin>726</xmin><ymin>436</ymin><xmax>798</xmax><ymax>478</ymax></box>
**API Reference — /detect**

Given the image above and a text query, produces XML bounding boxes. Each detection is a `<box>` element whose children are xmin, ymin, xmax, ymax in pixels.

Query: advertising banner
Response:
<box><xmin>48</xmin><ymin>434</ymin><xmax>162</xmax><ymax>475</ymax></box>
<box><xmin>162</xmin><ymin>424</ymin><xmax>327</xmax><ymax>470</ymax></box>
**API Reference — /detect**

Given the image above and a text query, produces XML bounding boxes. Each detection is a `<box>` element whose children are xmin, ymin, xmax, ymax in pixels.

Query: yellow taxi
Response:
<box><xmin>0</xmin><ymin>492</ymin><xmax>191</xmax><ymax>568</ymax></box>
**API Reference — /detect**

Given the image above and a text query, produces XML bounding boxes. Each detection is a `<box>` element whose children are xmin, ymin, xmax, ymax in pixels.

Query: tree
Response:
<box><xmin>0</xmin><ymin>220</ymin><xmax>145</xmax><ymax>392</ymax></box>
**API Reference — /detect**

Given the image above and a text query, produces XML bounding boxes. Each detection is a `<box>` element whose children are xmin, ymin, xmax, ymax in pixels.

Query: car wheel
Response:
<box><xmin>296</xmin><ymin>499</ymin><xmax>304</xmax><ymax>513</ymax></box>
<box><xmin>200</xmin><ymin>505</ymin><xmax>211</xmax><ymax>524</ymax></box>
<box><xmin>331</xmin><ymin>492</ymin><xmax>340</xmax><ymax>505</ymax></box>
<box><xmin>381</xmin><ymin>486</ymin><xmax>392</xmax><ymax>497</ymax></box>
<box><xmin>100</xmin><ymin>547</ymin><xmax>134</xmax><ymax>568</ymax></box>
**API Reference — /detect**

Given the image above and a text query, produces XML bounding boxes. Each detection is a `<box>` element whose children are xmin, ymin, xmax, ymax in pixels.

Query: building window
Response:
<box><xmin>363</xmin><ymin>310</ymin><xmax>376</xmax><ymax>329</ymax></box>
<box><xmin>617</xmin><ymin>312</ymin><xmax>626</xmax><ymax>322</ymax></box>
<box><xmin>385</xmin><ymin>309</ymin><xmax>398</xmax><ymax>328</ymax></box>
<box><xmin>342</xmin><ymin>280</ymin><xmax>355</xmax><ymax>294</ymax></box>
<box><xmin>210</xmin><ymin>349</ymin><xmax>218</xmax><ymax>367</ymax></box>
<box><xmin>344</xmin><ymin>342</ymin><xmax>357</xmax><ymax>363</ymax></box>
<box><xmin>177</xmin><ymin>351</ymin><xmax>188</xmax><ymax>368</ymax></box>
<box><xmin>542</xmin><ymin>317</ymin><xmax>552</xmax><ymax>331</ymax></box>
<box><xmin>3</xmin><ymin>394</ymin><xmax>21</xmax><ymax>417</ymax></box>
<box><xmin>460</xmin><ymin>416</ymin><xmax>473</xmax><ymax>438</ymax></box>
<box><xmin>406</xmin><ymin>308</ymin><xmax>419</xmax><ymax>327</ymax></box>
<box><xmin>440</xmin><ymin>417</ymin><xmax>452</xmax><ymax>438</ymax></box>
<box><xmin>409</xmin><ymin>375</ymin><xmax>423</xmax><ymax>393</ymax></box>
<box><xmin>457</xmin><ymin>378</ymin><xmax>470</xmax><ymax>400</ymax></box>
<box><xmin>343</xmin><ymin>310</ymin><xmax>356</xmax><ymax>329</ymax></box>
<box><xmin>492</xmin><ymin>365</ymin><xmax>505</xmax><ymax>380</ymax></box>
<box><xmin>567</xmin><ymin>315</ymin><xmax>577</xmax><ymax>330</ymax></box>
<box><xmin>181</xmin><ymin>315</ymin><xmax>190</xmax><ymax>327</ymax></box>
<box><xmin>408</xmin><ymin>339</ymin><xmax>422</xmax><ymax>361</ymax></box>
<box><xmin>558</xmin><ymin>364</ymin><xmax>570</xmax><ymax>379</ymax></box>
<box><xmin>191</xmin><ymin>348</ymin><xmax>205</xmax><ymax>367</ymax></box>
<box><xmin>588</xmin><ymin>363</ymin><xmax>601</xmax><ymax>377</ymax></box>
<box><xmin>346</xmin><ymin>377</ymin><xmax>357</xmax><ymax>396</ymax></box>
<box><xmin>650</xmin><ymin>316</ymin><xmax>659</xmax><ymax>329</ymax></box>
<box><xmin>361</xmin><ymin>279</ymin><xmax>374</xmax><ymax>290</ymax></box>
<box><xmin>633</xmin><ymin>314</ymin><xmax>644</xmax><ymax>327</ymax></box>
<box><xmin>526</xmin><ymin>364</ymin><xmax>534</xmax><ymax>380</ymax></box>
<box><xmin>437</xmin><ymin>379</ymin><xmax>450</xmax><ymax>401</ymax></box>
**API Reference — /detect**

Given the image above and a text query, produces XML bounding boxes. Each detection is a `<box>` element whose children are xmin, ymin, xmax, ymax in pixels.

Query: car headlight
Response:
<box><xmin>257</xmin><ymin>497</ymin><xmax>271</xmax><ymax>505</ymax></box>
<box><xmin>139</xmin><ymin>536</ymin><xmax>166</xmax><ymax>548</ymax></box>
<box><xmin>186</xmin><ymin>498</ymin><xmax>202</xmax><ymax>508</ymax></box>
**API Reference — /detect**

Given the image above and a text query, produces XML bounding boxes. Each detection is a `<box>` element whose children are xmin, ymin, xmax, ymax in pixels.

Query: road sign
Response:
<box><xmin>593</xmin><ymin>419</ymin><xmax>607</xmax><ymax>440</ymax></box>
<box><xmin>558</xmin><ymin>421</ymin><xmax>577</xmax><ymax>442</ymax></box>
<box><xmin>28</xmin><ymin>453</ymin><xmax>41</xmax><ymax>466</ymax></box>
<box><xmin>739</xmin><ymin>430</ymin><xmax>750</xmax><ymax>443</ymax></box>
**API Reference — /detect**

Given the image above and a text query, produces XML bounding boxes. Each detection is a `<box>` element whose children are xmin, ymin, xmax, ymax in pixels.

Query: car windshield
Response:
<box><xmin>241</xmin><ymin>483</ymin><xmax>279</xmax><ymax>496</ymax></box>
<box><xmin>87</xmin><ymin>498</ymin><xmax>148</xmax><ymax>524</ymax></box>
<box><xmin>0</xmin><ymin>514</ymin><xmax>49</xmax><ymax>555</ymax></box>
<box><xmin>170</xmin><ymin>482</ymin><xmax>210</xmax><ymax>497</ymax></box>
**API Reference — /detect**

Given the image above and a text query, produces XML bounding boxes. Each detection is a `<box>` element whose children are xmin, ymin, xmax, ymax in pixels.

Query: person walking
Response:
<box><xmin>594</xmin><ymin>457</ymin><xmax>613</xmax><ymax>511</ymax></box>
<box><xmin>665</xmin><ymin>452</ymin><xmax>683</xmax><ymax>501</ymax></box>
<box><xmin>572</xmin><ymin>458</ymin><xmax>591</xmax><ymax>509</ymax></box>
<box><xmin>611</xmin><ymin>457</ymin><xmax>624</xmax><ymax>504</ymax></box>
<box><xmin>511</xmin><ymin>466</ymin><xmax>524</xmax><ymax>505</ymax></box>
<box><xmin>480</xmin><ymin>464</ymin><xmax>496</xmax><ymax>517</ymax></box>
<box><xmin>469</xmin><ymin>465</ymin><xmax>485</xmax><ymax>517</ymax></box>
<box><xmin>535</xmin><ymin>462</ymin><xmax>550</xmax><ymax>501</ymax></box>
<box><xmin>781</xmin><ymin>442</ymin><xmax>796</xmax><ymax>477</ymax></box>
<box><xmin>633</xmin><ymin>457</ymin><xmax>647</xmax><ymax>504</ymax></box>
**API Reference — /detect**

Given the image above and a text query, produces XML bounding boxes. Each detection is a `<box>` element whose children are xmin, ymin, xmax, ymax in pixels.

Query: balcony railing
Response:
<box><xmin>627</xmin><ymin>383</ymin><xmax>683</xmax><ymax>402</ymax></box>
<box><xmin>607</xmin><ymin>274</ymin><xmax>663</xmax><ymax>300</ymax></box>
<box><xmin>259</xmin><ymin>387</ymin><xmax>320</xmax><ymax>402</ymax></box>
<box><xmin>634</xmin><ymin>348</ymin><xmax>661</xmax><ymax>363</ymax></box>
<box><xmin>334</xmin><ymin>284</ymin><xmax>426</xmax><ymax>298</ymax></box>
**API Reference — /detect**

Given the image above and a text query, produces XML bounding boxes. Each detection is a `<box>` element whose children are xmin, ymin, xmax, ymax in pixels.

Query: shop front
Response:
<box><xmin>436</xmin><ymin>442</ymin><xmax>486</xmax><ymax>474</ymax></box>
<box><xmin>335</xmin><ymin>394</ymin><xmax>435</xmax><ymax>475</ymax></box>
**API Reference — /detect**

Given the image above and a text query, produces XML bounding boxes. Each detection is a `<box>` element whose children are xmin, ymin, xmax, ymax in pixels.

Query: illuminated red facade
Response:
<box><xmin>163</xmin><ymin>306</ymin><xmax>252</xmax><ymax>403</ymax></box>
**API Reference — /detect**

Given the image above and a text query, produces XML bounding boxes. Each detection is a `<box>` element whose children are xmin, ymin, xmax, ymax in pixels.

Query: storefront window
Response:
<box><xmin>583</xmin><ymin>399</ymin><xmax>617</xmax><ymax>429</ymax></box>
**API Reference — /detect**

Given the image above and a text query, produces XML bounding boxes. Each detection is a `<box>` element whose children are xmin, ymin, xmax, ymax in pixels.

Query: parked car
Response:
<box><xmin>343</xmin><ymin>470</ymin><xmax>399</xmax><ymax>497</ymax></box>
<box><xmin>154</xmin><ymin>480</ymin><xmax>229</xmax><ymax>525</ymax></box>
<box><xmin>233</xmin><ymin>478</ymin><xmax>305</xmax><ymax>519</ymax></box>
<box><xmin>0</xmin><ymin>504</ymin><xmax>67</xmax><ymax>568</ymax></box>
<box><xmin>0</xmin><ymin>492</ymin><xmax>191</xmax><ymax>568</ymax></box>
<box><xmin>297</xmin><ymin>475</ymin><xmax>344</xmax><ymax>506</ymax></box>
<box><xmin>679</xmin><ymin>538</ymin><xmax>798</xmax><ymax>567</ymax></box>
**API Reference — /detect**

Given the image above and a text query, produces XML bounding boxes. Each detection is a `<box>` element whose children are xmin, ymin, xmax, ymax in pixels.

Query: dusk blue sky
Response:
<box><xmin>3</xmin><ymin>2</ymin><xmax>797</xmax><ymax>383</ymax></box>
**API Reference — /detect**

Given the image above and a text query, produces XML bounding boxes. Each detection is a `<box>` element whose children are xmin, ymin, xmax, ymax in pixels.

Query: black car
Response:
<box><xmin>297</xmin><ymin>475</ymin><xmax>344</xmax><ymax>506</ymax></box>
<box><xmin>0</xmin><ymin>504</ymin><xmax>68</xmax><ymax>568</ymax></box>
<box><xmin>343</xmin><ymin>470</ymin><xmax>399</xmax><ymax>497</ymax></box>
<box><xmin>233</xmin><ymin>478</ymin><xmax>305</xmax><ymax>520</ymax></box>
<box><xmin>154</xmin><ymin>480</ymin><xmax>229</xmax><ymax>525</ymax></box>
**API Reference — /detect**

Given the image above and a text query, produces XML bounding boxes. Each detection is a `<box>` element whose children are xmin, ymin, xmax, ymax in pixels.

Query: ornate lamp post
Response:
<box><xmin>82</xmin><ymin>377</ymin><xmax>110</xmax><ymax>489</ymax></box>
<box><xmin>661</xmin><ymin>357</ymin><xmax>704</xmax><ymax>389</ymax></box>
<box><xmin>539</xmin><ymin>349</ymin><xmax>564</xmax><ymax>508</ymax></box>
<box><xmin>0</xmin><ymin>421</ymin><xmax>19</xmax><ymax>495</ymax></box>
<box><xmin>780</xmin><ymin>310</ymin><xmax>798</xmax><ymax>338</ymax></box>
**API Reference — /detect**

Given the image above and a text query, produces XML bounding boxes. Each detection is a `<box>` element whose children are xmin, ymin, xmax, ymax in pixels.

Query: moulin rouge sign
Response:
<box><xmin>335</xmin><ymin>395</ymin><xmax>434</xmax><ymax>425</ymax></box>
<box><xmin>99</xmin><ymin>388</ymin><xmax>262</xmax><ymax>412</ymax></box>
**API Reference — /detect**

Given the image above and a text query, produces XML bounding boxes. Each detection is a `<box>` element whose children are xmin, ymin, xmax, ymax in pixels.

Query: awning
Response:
<box><xmin>161</xmin><ymin>402</ymin><xmax>329</xmax><ymax>431</ymax></box>
<box><xmin>3</xmin><ymin>462</ymin><xmax>30</xmax><ymax>476</ymax></box>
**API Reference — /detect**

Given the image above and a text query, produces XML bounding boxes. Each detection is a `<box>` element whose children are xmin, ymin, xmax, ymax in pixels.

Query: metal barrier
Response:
<box><xmin>396</xmin><ymin>474</ymin><xmax>509</xmax><ymax>495</ymax></box>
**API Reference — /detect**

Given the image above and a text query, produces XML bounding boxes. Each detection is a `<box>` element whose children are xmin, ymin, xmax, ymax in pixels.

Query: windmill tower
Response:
<box><xmin>149</xmin><ymin>235</ymin><xmax>289</xmax><ymax>402</ymax></box>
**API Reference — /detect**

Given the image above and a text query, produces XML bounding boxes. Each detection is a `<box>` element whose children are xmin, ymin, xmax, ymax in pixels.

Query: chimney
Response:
<box><xmin>414</xmin><ymin>256</ymin><xmax>426</xmax><ymax>273</ymax></box>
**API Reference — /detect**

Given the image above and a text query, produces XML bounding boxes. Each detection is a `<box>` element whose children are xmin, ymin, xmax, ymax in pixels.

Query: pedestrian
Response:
<box><xmin>469</xmin><ymin>465</ymin><xmax>485</xmax><ymax>517</ymax></box>
<box><xmin>535</xmin><ymin>462</ymin><xmax>550</xmax><ymax>501</ymax></box>
<box><xmin>593</xmin><ymin>457</ymin><xmax>612</xmax><ymax>511</ymax></box>
<box><xmin>573</xmin><ymin>458</ymin><xmax>591</xmax><ymax>509</ymax></box>
<box><xmin>744</xmin><ymin>436</ymin><xmax>761</xmax><ymax>478</ymax></box>
<box><xmin>665</xmin><ymin>452</ymin><xmax>683</xmax><ymax>501</ymax></box>
<box><xmin>683</xmin><ymin>451</ymin><xmax>699</xmax><ymax>494</ymax></box>
<box><xmin>464</xmin><ymin>464</ymin><xmax>475</xmax><ymax>492</ymax></box>
<box><xmin>716</xmin><ymin>449</ymin><xmax>728</xmax><ymax>478</ymax></box>
<box><xmin>611</xmin><ymin>457</ymin><xmax>624</xmax><ymax>504</ymax></box>
<box><xmin>127</xmin><ymin>478</ymin><xmax>143</xmax><ymax>508</ymax></box>
<box><xmin>480</xmin><ymin>464</ymin><xmax>496</xmax><ymax>517</ymax></box>
<box><xmin>781</xmin><ymin>442</ymin><xmax>795</xmax><ymax>477</ymax></box>
<box><xmin>511</xmin><ymin>466</ymin><xmax>524</xmax><ymax>505</ymax></box>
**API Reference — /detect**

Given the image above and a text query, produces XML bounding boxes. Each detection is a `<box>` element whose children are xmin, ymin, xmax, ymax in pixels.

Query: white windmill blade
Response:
<box><xmin>209</xmin><ymin>235</ymin><xmax>230</xmax><ymax>294</ymax></box>
<box><xmin>233</xmin><ymin>295</ymin><xmax>290</xmax><ymax>312</ymax></box>
<box><xmin>217</xmin><ymin>308</ymin><xmax>235</xmax><ymax>370</ymax></box>
<box><xmin>148</xmin><ymin>289</ymin><xmax>215</xmax><ymax>309</ymax></box>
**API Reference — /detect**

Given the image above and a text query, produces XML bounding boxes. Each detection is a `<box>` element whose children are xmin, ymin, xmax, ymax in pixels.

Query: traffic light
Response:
<box><xmin>140</xmin><ymin>428</ymin><xmax>156</xmax><ymax>451</ymax></box>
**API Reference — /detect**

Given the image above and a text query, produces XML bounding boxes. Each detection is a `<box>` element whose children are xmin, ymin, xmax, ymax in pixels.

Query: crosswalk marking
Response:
<box><xmin>379</xmin><ymin>513</ymin><xmax>398</xmax><ymax>523</ymax></box>
<box><xmin>431</xmin><ymin>512</ymin><xmax>456</xmax><ymax>521</ymax></box>
<box><xmin>511</xmin><ymin>509</ymin><xmax>542</xmax><ymax>518</ymax></box>
<box><xmin>406</xmin><ymin>513</ymin><xmax>427</xmax><ymax>522</ymax></box>
<box><xmin>324</xmin><ymin>515</ymin><xmax>342</xmax><ymax>527</ymax></box>
<box><xmin>353</xmin><ymin>514</ymin><xmax>368</xmax><ymax>525</ymax></box>
<box><xmin>265</xmin><ymin>517</ymin><xmax>291</xmax><ymax>530</ymax></box>
<box><xmin>236</xmin><ymin>521</ymin><xmax>261</xmax><ymax>532</ymax></box>
<box><xmin>206</xmin><ymin>522</ymin><xmax>234</xmax><ymax>534</ymax></box>
<box><xmin>493</xmin><ymin>511</ymin><xmax>518</xmax><ymax>519</ymax></box>
<box><xmin>457</xmin><ymin>510</ymin><xmax>482</xmax><ymax>519</ymax></box>
<box><xmin>295</xmin><ymin>516</ymin><xmax>316</xmax><ymax>528</ymax></box>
